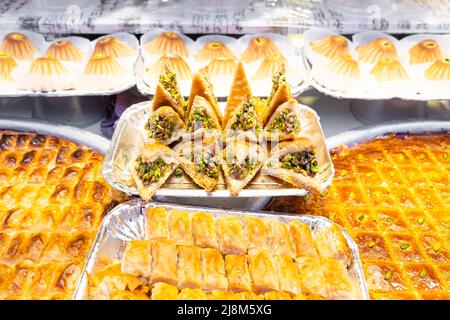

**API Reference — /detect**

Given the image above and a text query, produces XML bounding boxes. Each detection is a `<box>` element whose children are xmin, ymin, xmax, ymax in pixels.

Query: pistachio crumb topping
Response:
<box><xmin>280</xmin><ymin>150</ymin><xmax>319</xmax><ymax>177</ymax></box>
<box><xmin>135</xmin><ymin>156</ymin><xmax>171</xmax><ymax>185</ymax></box>
<box><xmin>145</xmin><ymin>113</ymin><xmax>175</xmax><ymax>140</ymax></box>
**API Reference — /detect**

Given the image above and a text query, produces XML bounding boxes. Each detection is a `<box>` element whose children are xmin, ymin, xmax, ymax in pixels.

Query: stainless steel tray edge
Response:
<box><xmin>73</xmin><ymin>199</ymin><xmax>369</xmax><ymax>300</ymax></box>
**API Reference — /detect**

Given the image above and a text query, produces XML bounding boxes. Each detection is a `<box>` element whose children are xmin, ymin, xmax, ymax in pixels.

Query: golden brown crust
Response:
<box><xmin>187</xmin><ymin>71</ymin><xmax>222</xmax><ymax>124</ymax></box>
<box><xmin>262</xmin><ymin>82</ymin><xmax>292</xmax><ymax>126</ymax></box>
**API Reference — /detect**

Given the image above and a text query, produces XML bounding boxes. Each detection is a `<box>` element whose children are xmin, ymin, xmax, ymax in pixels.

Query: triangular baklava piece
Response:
<box><xmin>187</xmin><ymin>70</ymin><xmax>222</xmax><ymax>125</ymax></box>
<box><xmin>261</xmin><ymin>65</ymin><xmax>292</xmax><ymax>126</ymax></box>
<box><xmin>144</xmin><ymin>106</ymin><xmax>185</xmax><ymax>145</ymax></box>
<box><xmin>263</xmin><ymin>138</ymin><xmax>321</xmax><ymax>194</ymax></box>
<box><xmin>186</xmin><ymin>95</ymin><xmax>222</xmax><ymax>138</ymax></box>
<box><xmin>224</xmin><ymin>97</ymin><xmax>262</xmax><ymax>142</ymax></box>
<box><xmin>221</xmin><ymin>140</ymin><xmax>264</xmax><ymax>196</ymax></box>
<box><xmin>223</xmin><ymin>61</ymin><xmax>252</xmax><ymax>128</ymax></box>
<box><xmin>264</xmin><ymin>99</ymin><xmax>302</xmax><ymax>142</ymax></box>
<box><xmin>153</xmin><ymin>68</ymin><xmax>187</xmax><ymax>119</ymax></box>
<box><xmin>132</xmin><ymin>142</ymin><xmax>179</xmax><ymax>200</ymax></box>
<box><xmin>177</xmin><ymin>136</ymin><xmax>221</xmax><ymax>192</ymax></box>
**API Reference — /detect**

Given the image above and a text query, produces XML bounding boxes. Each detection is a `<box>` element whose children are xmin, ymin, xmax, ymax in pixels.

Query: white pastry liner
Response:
<box><xmin>0</xmin><ymin>31</ymin><xmax>139</xmax><ymax>96</ymax></box>
<box><xmin>137</xmin><ymin>30</ymin><xmax>310</xmax><ymax>98</ymax></box>
<box><xmin>305</xmin><ymin>28</ymin><xmax>450</xmax><ymax>100</ymax></box>
<box><xmin>73</xmin><ymin>199</ymin><xmax>369</xmax><ymax>300</ymax></box>
<box><xmin>102</xmin><ymin>100</ymin><xmax>334</xmax><ymax>198</ymax></box>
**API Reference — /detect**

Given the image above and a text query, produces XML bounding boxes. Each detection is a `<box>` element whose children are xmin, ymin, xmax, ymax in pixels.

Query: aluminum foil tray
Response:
<box><xmin>102</xmin><ymin>100</ymin><xmax>334</xmax><ymax>197</ymax></box>
<box><xmin>73</xmin><ymin>199</ymin><xmax>369</xmax><ymax>300</ymax></box>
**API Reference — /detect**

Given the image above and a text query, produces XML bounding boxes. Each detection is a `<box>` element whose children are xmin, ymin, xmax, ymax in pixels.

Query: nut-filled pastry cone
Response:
<box><xmin>153</xmin><ymin>68</ymin><xmax>187</xmax><ymax>119</ymax></box>
<box><xmin>144</xmin><ymin>106</ymin><xmax>185</xmax><ymax>145</ymax></box>
<box><xmin>186</xmin><ymin>95</ymin><xmax>222</xmax><ymax>138</ymax></box>
<box><xmin>264</xmin><ymin>99</ymin><xmax>302</xmax><ymax>142</ymax></box>
<box><xmin>224</xmin><ymin>97</ymin><xmax>262</xmax><ymax>142</ymax></box>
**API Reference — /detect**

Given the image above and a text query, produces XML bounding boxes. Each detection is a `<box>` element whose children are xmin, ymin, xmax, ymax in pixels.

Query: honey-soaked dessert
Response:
<box><xmin>266</xmin><ymin>132</ymin><xmax>450</xmax><ymax>300</ymax></box>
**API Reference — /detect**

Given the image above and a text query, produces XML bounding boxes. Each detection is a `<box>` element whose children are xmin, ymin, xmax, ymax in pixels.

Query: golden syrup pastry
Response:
<box><xmin>186</xmin><ymin>70</ymin><xmax>222</xmax><ymax>124</ymax></box>
<box><xmin>224</xmin><ymin>97</ymin><xmax>262</xmax><ymax>142</ymax></box>
<box><xmin>409</xmin><ymin>39</ymin><xmax>444</xmax><ymax>65</ymax></box>
<box><xmin>93</xmin><ymin>36</ymin><xmax>136</xmax><ymax>58</ymax></box>
<box><xmin>205</xmin><ymin>58</ymin><xmax>237</xmax><ymax>78</ymax></box>
<box><xmin>84</xmin><ymin>53</ymin><xmax>127</xmax><ymax>76</ymax></box>
<box><xmin>309</xmin><ymin>35</ymin><xmax>349</xmax><ymax>60</ymax></box>
<box><xmin>252</xmin><ymin>54</ymin><xmax>287</xmax><ymax>80</ymax></box>
<box><xmin>264</xmin><ymin>99</ymin><xmax>302</xmax><ymax>142</ymax></box>
<box><xmin>152</xmin><ymin>69</ymin><xmax>186</xmax><ymax>119</ymax></box>
<box><xmin>356</xmin><ymin>38</ymin><xmax>398</xmax><ymax>64</ymax></box>
<box><xmin>220</xmin><ymin>140</ymin><xmax>264</xmax><ymax>196</ymax></box>
<box><xmin>369</xmin><ymin>58</ymin><xmax>409</xmax><ymax>81</ymax></box>
<box><xmin>28</xmin><ymin>56</ymin><xmax>68</xmax><ymax>76</ymax></box>
<box><xmin>1</xmin><ymin>33</ymin><xmax>37</xmax><ymax>60</ymax></box>
<box><xmin>0</xmin><ymin>51</ymin><xmax>17</xmax><ymax>82</ymax></box>
<box><xmin>261</xmin><ymin>65</ymin><xmax>292</xmax><ymax>126</ymax></box>
<box><xmin>46</xmin><ymin>40</ymin><xmax>84</xmax><ymax>62</ymax></box>
<box><xmin>88</xmin><ymin>207</ymin><xmax>357</xmax><ymax>299</ymax></box>
<box><xmin>132</xmin><ymin>142</ymin><xmax>180</xmax><ymax>201</ymax></box>
<box><xmin>144</xmin><ymin>106</ymin><xmax>185</xmax><ymax>145</ymax></box>
<box><xmin>0</xmin><ymin>131</ymin><xmax>124</xmax><ymax>299</ymax></box>
<box><xmin>266</xmin><ymin>132</ymin><xmax>450</xmax><ymax>300</ymax></box>
<box><xmin>328</xmin><ymin>53</ymin><xmax>360</xmax><ymax>79</ymax></box>
<box><xmin>195</xmin><ymin>41</ymin><xmax>237</xmax><ymax>61</ymax></box>
<box><xmin>147</xmin><ymin>55</ymin><xmax>192</xmax><ymax>81</ymax></box>
<box><xmin>263</xmin><ymin>138</ymin><xmax>322</xmax><ymax>194</ymax></box>
<box><xmin>144</xmin><ymin>32</ymin><xmax>189</xmax><ymax>58</ymax></box>
<box><xmin>425</xmin><ymin>57</ymin><xmax>450</xmax><ymax>81</ymax></box>
<box><xmin>241</xmin><ymin>36</ymin><xmax>282</xmax><ymax>64</ymax></box>
<box><xmin>186</xmin><ymin>96</ymin><xmax>222</xmax><ymax>135</ymax></box>
<box><xmin>223</xmin><ymin>61</ymin><xmax>252</xmax><ymax>128</ymax></box>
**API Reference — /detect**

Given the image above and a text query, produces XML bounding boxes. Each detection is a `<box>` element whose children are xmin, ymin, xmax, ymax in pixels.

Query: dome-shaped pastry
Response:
<box><xmin>310</xmin><ymin>35</ymin><xmax>349</xmax><ymax>60</ymax></box>
<box><xmin>1</xmin><ymin>32</ymin><xmax>37</xmax><ymax>60</ymax></box>
<box><xmin>93</xmin><ymin>36</ymin><xmax>136</xmax><ymax>58</ymax></box>
<box><xmin>369</xmin><ymin>58</ymin><xmax>409</xmax><ymax>81</ymax></box>
<box><xmin>0</xmin><ymin>51</ymin><xmax>17</xmax><ymax>81</ymax></box>
<box><xmin>147</xmin><ymin>55</ymin><xmax>192</xmax><ymax>81</ymax></box>
<box><xmin>328</xmin><ymin>54</ymin><xmax>360</xmax><ymax>79</ymax></box>
<box><xmin>206</xmin><ymin>58</ymin><xmax>237</xmax><ymax>77</ymax></box>
<box><xmin>46</xmin><ymin>39</ymin><xmax>84</xmax><ymax>62</ymax></box>
<box><xmin>84</xmin><ymin>53</ymin><xmax>127</xmax><ymax>76</ymax></box>
<box><xmin>356</xmin><ymin>38</ymin><xmax>398</xmax><ymax>64</ymax></box>
<box><xmin>409</xmin><ymin>39</ymin><xmax>444</xmax><ymax>65</ymax></box>
<box><xmin>144</xmin><ymin>32</ymin><xmax>189</xmax><ymax>57</ymax></box>
<box><xmin>424</xmin><ymin>57</ymin><xmax>450</xmax><ymax>81</ymax></box>
<box><xmin>241</xmin><ymin>37</ymin><xmax>282</xmax><ymax>64</ymax></box>
<box><xmin>29</xmin><ymin>56</ymin><xmax>68</xmax><ymax>76</ymax></box>
<box><xmin>195</xmin><ymin>41</ymin><xmax>237</xmax><ymax>61</ymax></box>
<box><xmin>252</xmin><ymin>54</ymin><xmax>287</xmax><ymax>80</ymax></box>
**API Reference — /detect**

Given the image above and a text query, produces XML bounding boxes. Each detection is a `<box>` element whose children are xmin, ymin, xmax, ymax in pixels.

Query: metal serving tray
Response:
<box><xmin>73</xmin><ymin>199</ymin><xmax>369</xmax><ymax>300</ymax></box>
<box><xmin>0</xmin><ymin>118</ymin><xmax>110</xmax><ymax>154</ymax></box>
<box><xmin>102</xmin><ymin>100</ymin><xmax>334</xmax><ymax>198</ymax></box>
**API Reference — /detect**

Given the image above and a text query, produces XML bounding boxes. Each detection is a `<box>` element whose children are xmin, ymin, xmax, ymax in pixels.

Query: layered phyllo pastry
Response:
<box><xmin>1</xmin><ymin>32</ymin><xmax>37</xmax><ymax>60</ymax></box>
<box><xmin>264</xmin><ymin>99</ymin><xmax>302</xmax><ymax>142</ymax></box>
<box><xmin>153</xmin><ymin>69</ymin><xmax>187</xmax><ymax>119</ymax></box>
<box><xmin>224</xmin><ymin>97</ymin><xmax>262</xmax><ymax>142</ymax></box>
<box><xmin>132</xmin><ymin>142</ymin><xmax>180</xmax><ymax>200</ymax></box>
<box><xmin>147</xmin><ymin>55</ymin><xmax>192</xmax><ymax>81</ymax></box>
<box><xmin>309</xmin><ymin>35</ymin><xmax>349</xmax><ymax>60</ymax></box>
<box><xmin>46</xmin><ymin>39</ymin><xmax>84</xmax><ymax>62</ymax></box>
<box><xmin>252</xmin><ymin>54</ymin><xmax>287</xmax><ymax>80</ymax></box>
<box><xmin>206</xmin><ymin>58</ymin><xmax>237</xmax><ymax>78</ymax></box>
<box><xmin>177</xmin><ymin>137</ymin><xmax>221</xmax><ymax>192</ymax></box>
<box><xmin>186</xmin><ymin>96</ymin><xmax>222</xmax><ymax>137</ymax></box>
<box><xmin>425</xmin><ymin>57</ymin><xmax>450</xmax><ymax>80</ymax></box>
<box><xmin>187</xmin><ymin>70</ymin><xmax>222</xmax><ymax>124</ymax></box>
<box><xmin>262</xmin><ymin>65</ymin><xmax>291</xmax><ymax>125</ymax></box>
<box><xmin>409</xmin><ymin>39</ymin><xmax>444</xmax><ymax>65</ymax></box>
<box><xmin>93</xmin><ymin>36</ymin><xmax>136</xmax><ymax>58</ymax></box>
<box><xmin>195</xmin><ymin>41</ymin><xmax>237</xmax><ymax>61</ymax></box>
<box><xmin>221</xmin><ymin>141</ymin><xmax>264</xmax><ymax>196</ymax></box>
<box><xmin>369</xmin><ymin>58</ymin><xmax>409</xmax><ymax>82</ymax></box>
<box><xmin>264</xmin><ymin>138</ymin><xmax>321</xmax><ymax>193</ymax></box>
<box><xmin>356</xmin><ymin>38</ymin><xmax>398</xmax><ymax>64</ymax></box>
<box><xmin>84</xmin><ymin>53</ymin><xmax>127</xmax><ymax>76</ymax></box>
<box><xmin>241</xmin><ymin>37</ymin><xmax>282</xmax><ymax>64</ymax></box>
<box><xmin>144</xmin><ymin>32</ymin><xmax>189</xmax><ymax>57</ymax></box>
<box><xmin>223</xmin><ymin>62</ymin><xmax>252</xmax><ymax>127</ymax></box>
<box><xmin>145</xmin><ymin>106</ymin><xmax>185</xmax><ymax>145</ymax></box>
<box><xmin>0</xmin><ymin>51</ymin><xmax>17</xmax><ymax>82</ymax></box>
